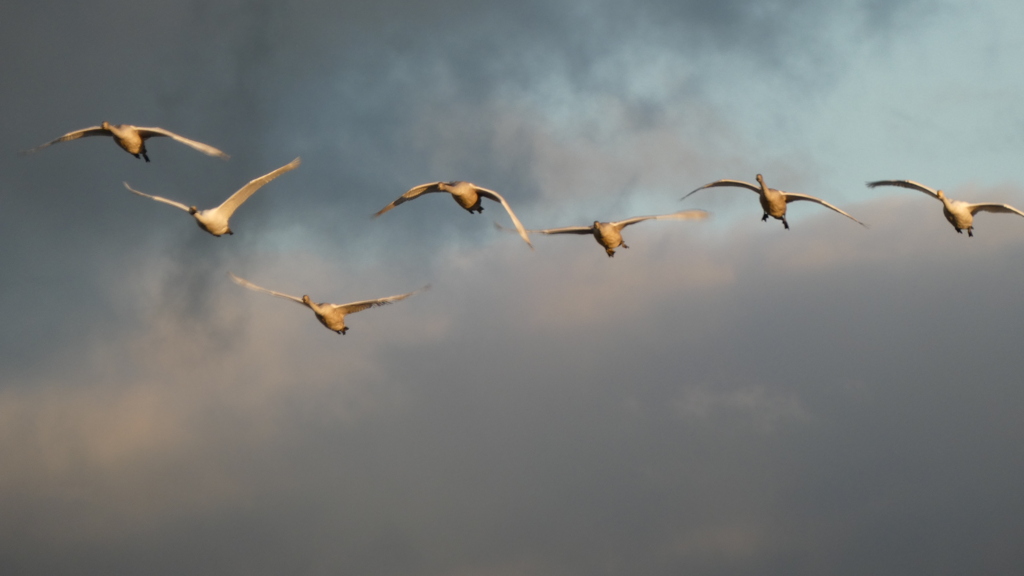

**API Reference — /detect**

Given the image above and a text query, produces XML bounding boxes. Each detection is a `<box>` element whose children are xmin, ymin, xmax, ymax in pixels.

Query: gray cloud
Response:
<box><xmin>5</xmin><ymin>1</ymin><xmax>1023</xmax><ymax>575</ymax></box>
<box><xmin>3</xmin><ymin>198</ymin><xmax>1024</xmax><ymax>574</ymax></box>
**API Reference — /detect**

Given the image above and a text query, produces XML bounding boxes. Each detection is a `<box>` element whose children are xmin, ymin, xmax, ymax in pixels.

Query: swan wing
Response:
<box><xmin>22</xmin><ymin>126</ymin><xmax>107</xmax><ymax>154</ymax></box>
<box><xmin>681</xmin><ymin>179</ymin><xmax>759</xmax><ymax>201</ymax></box>
<box><xmin>473</xmin><ymin>186</ymin><xmax>533</xmax><ymax>249</ymax></box>
<box><xmin>535</xmin><ymin>225</ymin><xmax>594</xmax><ymax>235</ymax></box>
<box><xmin>613</xmin><ymin>209</ymin><xmax>710</xmax><ymax>230</ymax></box>
<box><xmin>229</xmin><ymin>273</ymin><xmax>305</xmax><ymax>305</ymax></box>
<box><xmin>373</xmin><ymin>182</ymin><xmax>447</xmax><ymax>217</ymax></box>
<box><xmin>493</xmin><ymin>222</ymin><xmax>591</xmax><ymax>235</ymax></box>
<box><xmin>123</xmin><ymin>182</ymin><xmax>192</xmax><ymax>212</ymax></box>
<box><xmin>136</xmin><ymin>126</ymin><xmax>230</xmax><ymax>159</ymax></box>
<box><xmin>865</xmin><ymin>180</ymin><xmax>941</xmax><ymax>200</ymax></box>
<box><xmin>968</xmin><ymin>203</ymin><xmax>1024</xmax><ymax>218</ymax></box>
<box><xmin>337</xmin><ymin>284</ymin><xmax>430</xmax><ymax>315</ymax></box>
<box><xmin>215</xmin><ymin>157</ymin><xmax>301</xmax><ymax>217</ymax></box>
<box><xmin>783</xmin><ymin>193</ymin><xmax>868</xmax><ymax>227</ymax></box>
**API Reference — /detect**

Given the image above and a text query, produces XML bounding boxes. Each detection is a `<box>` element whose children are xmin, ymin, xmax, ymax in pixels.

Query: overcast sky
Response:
<box><xmin>3</xmin><ymin>1</ymin><xmax>1024</xmax><ymax>574</ymax></box>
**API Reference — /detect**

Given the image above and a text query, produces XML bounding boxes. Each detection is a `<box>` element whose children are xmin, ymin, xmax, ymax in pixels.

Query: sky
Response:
<box><xmin>2</xmin><ymin>0</ymin><xmax>1024</xmax><ymax>574</ymax></box>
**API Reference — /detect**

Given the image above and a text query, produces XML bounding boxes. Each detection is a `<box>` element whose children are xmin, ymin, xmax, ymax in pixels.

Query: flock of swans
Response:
<box><xmin>22</xmin><ymin>122</ymin><xmax>1024</xmax><ymax>333</ymax></box>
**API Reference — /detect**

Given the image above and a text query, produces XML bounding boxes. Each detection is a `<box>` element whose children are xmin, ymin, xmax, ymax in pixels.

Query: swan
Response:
<box><xmin>866</xmin><ymin>179</ymin><xmax>1024</xmax><ymax>237</ymax></box>
<box><xmin>23</xmin><ymin>122</ymin><xmax>229</xmax><ymax>162</ymax></box>
<box><xmin>125</xmin><ymin>157</ymin><xmax>300</xmax><ymax>236</ymax></box>
<box><xmin>230</xmin><ymin>273</ymin><xmax>429</xmax><ymax>334</ymax></box>
<box><xmin>498</xmin><ymin>209</ymin><xmax>709</xmax><ymax>257</ymax></box>
<box><xmin>374</xmin><ymin>181</ymin><xmax>533</xmax><ymax>248</ymax></box>
<box><xmin>682</xmin><ymin>174</ymin><xmax>867</xmax><ymax>229</ymax></box>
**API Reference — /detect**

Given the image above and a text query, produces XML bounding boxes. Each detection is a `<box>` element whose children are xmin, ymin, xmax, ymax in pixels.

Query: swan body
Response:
<box><xmin>866</xmin><ymin>179</ymin><xmax>1024</xmax><ymax>237</ymax></box>
<box><xmin>503</xmin><ymin>209</ymin><xmax>709</xmax><ymax>256</ymax></box>
<box><xmin>125</xmin><ymin>157</ymin><xmax>300</xmax><ymax>236</ymax></box>
<box><xmin>682</xmin><ymin>174</ymin><xmax>866</xmax><ymax>229</ymax></box>
<box><xmin>230</xmin><ymin>273</ymin><xmax>428</xmax><ymax>334</ymax></box>
<box><xmin>375</xmin><ymin>181</ymin><xmax>533</xmax><ymax>248</ymax></box>
<box><xmin>24</xmin><ymin>122</ymin><xmax>229</xmax><ymax>161</ymax></box>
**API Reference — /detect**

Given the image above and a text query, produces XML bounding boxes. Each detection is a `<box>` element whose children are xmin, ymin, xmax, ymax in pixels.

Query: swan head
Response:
<box><xmin>755</xmin><ymin>174</ymin><xmax>771</xmax><ymax>193</ymax></box>
<box><xmin>188</xmin><ymin>206</ymin><xmax>198</xmax><ymax>215</ymax></box>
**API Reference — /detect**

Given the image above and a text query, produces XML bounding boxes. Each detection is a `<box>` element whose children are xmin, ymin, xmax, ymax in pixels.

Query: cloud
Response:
<box><xmin>6</xmin><ymin>0</ymin><xmax>1024</xmax><ymax>574</ymax></box>
<box><xmin>3</xmin><ymin>196</ymin><xmax>1024</xmax><ymax>573</ymax></box>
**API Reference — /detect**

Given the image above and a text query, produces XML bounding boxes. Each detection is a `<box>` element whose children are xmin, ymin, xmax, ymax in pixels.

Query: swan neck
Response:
<box><xmin>756</xmin><ymin>175</ymin><xmax>769</xmax><ymax>195</ymax></box>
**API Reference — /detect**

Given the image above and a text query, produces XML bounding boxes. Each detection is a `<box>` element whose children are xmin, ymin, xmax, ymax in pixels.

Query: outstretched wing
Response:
<box><xmin>783</xmin><ymin>193</ymin><xmax>868</xmax><ymax>227</ymax></box>
<box><xmin>136</xmin><ymin>126</ymin><xmax>230</xmax><ymax>159</ymax></box>
<box><xmin>215</xmin><ymin>157</ymin><xmax>301</xmax><ymax>217</ymax></box>
<box><xmin>123</xmin><ymin>182</ymin><xmax>192</xmax><ymax>213</ymax></box>
<box><xmin>865</xmin><ymin>179</ymin><xmax>941</xmax><ymax>200</ymax></box>
<box><xmin>681</xmin><ymin>179</ymin><xmax>759</xmax><ymax>201</ymax></box>
<box><xmin>373</xmin><ymin>182</ymin><xmax>446</xmax><ymax>217</ymax></box>
<box><xmin>473</xmin><ymin>186</ymin><xmax>533</xmax><ymax>249</ymax></box>
<box><xmin>612</xmin><ymin>209</ymin><xmax>710</xmax><ymax>230</ymax></box>
<box><xmin>494</xmin><ymin>222</ymin><xmax>592</xmax><ymax>236</ymax></box>
<box><xmin>229</xmin><ymin>272</ymin><xmax>305</xmax><ymax>305</ymax></box>
<box><xmin>22</xmin><ymin>126</ymin><xmax>108</xmax><ymax>154</ymax></box>
<box><xmin>534</xmin><ymin>225</ymin><xmax>594</xmax><ymax>235</ymax></box>
<box><xmin>968</xmin><ymin>203</ymin><xmax>1024</xmax><ymax>218</ymax></box>
<box><xmin>337</xmin><ymin>284</ymin><xmax>430</xmax><ymax>315</ymax></box>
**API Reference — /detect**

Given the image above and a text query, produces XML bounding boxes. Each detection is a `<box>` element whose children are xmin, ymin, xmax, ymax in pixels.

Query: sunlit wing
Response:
<box><xmin>865</xmin><ymin>179</ymin><xmax>941</xmax><ymax>200</ymax></box>
<box><xmin>473</xmin><ymin>186</ymin><xmax>533</xmax><ymax>249</ymax></box>
<box><xmin>783</xmin><ymin>193</ymin><xmax>868</xmax><ymax>227</ymax></box>
<box><xmin>373</xmin><ymin>182</ymin><xmax>446</xmax><ymax>217</ymax></box>
<box><xmin>968</xmin><ymin>203</ymin><xmax>1024</xmax><ymax>218</ymax></box>
<box><xmin>681</xmin><ymin>179</ymin><xmax>759</xmax><ymax>201</ymax></box>
<box><xmin>337</xmin><ymin>285</ymin><xmax>430</xmax><ymax>315</ymax></box>
<box><xmin>137</xmin><ymin>126</ymin><xmax>230</xmax><ymax>159</ymax></box>
<box><xmin>493</xmin><ymin>222</ymin><xmax>590</xmax><ymax>236</ymax></box>
<box><xmin>123</xmin><ymin>182</ymin><xmax>192</xmax><ymax>212</ymax></box>
<box><xmin>22</xmin><ymin>126</ymin><xmax>107</xmax><ymax>154</ymax></box>
<box><xmin>613</xmin><ymin>209</ymin><xmax>710</xmax><ymax>230</ymax></box>
<box><xmin>229</xmin><ymin>272</ymin><xmax>305</xmax><ymax>305</ymax></box>
<box><xmin>536</xmin><ymin>225</ymin><xmax>594</xmax><ymax>235</ymax></box>
<box><xmin>216</xmin><ymin>157</ymin><xmax>301</xmax><ymax>217</ymax></box>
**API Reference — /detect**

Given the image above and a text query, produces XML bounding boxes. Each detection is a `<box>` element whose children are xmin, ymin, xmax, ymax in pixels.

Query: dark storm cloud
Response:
<box><xmin>121</xmin><ymin>0</ymin><xmax>929</xmax><ymax>243</ymax></box>
<box><xmin>0</xmin><ymin>0</ymin><xmax>927</xmax><ymax>255</ymax></box>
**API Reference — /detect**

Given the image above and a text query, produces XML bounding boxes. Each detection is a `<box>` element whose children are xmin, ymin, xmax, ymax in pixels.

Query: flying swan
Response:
<box><xmin>498</xmin><ymin>209</ymin><xmax>709</xmax><ymax>256</ymax></box>
<box><xmin>682</xmin><ymin>174</ymin><xmax>867</xmax><ymax>229</ymax></box>
<box><xmin>374</xmin><ymin>181</ymin><xmax>533</xmax><ymax>248</ymax></box>
<box><xmin>24</xmin><ymin>122</ymin><xmax>229</xmax><ymax>161</ymax></box>
<box><xmin>866</xmin><ymin>179</ymin><xmax>1024</xmax><ymax>237</ymax></box>
<box><xmin>124</xmin><ymin>157</ymin><xmax>300</xmax><ymax>236</ymax></box>
<box><xmin>230</xmin><ymin>273</ymin><xmax>428</xmax><ymax>334</ymax></box>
